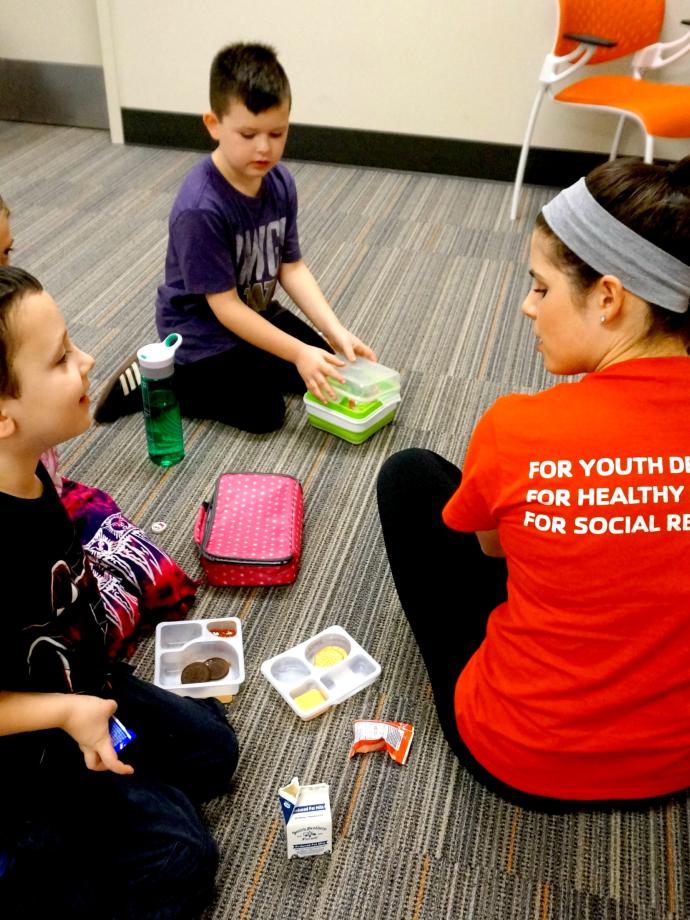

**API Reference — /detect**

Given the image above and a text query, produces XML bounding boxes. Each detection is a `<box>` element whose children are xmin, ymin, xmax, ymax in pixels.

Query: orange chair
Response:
<box><xmin>510</xmin><ymin>0</ymin><xmax>690</xmax><ymax>220</ymax></box>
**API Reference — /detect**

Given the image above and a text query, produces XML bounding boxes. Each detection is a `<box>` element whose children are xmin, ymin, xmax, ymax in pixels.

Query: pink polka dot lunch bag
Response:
<box><xmin>193</xmin><ymin>473</ymin><xmax>304</xmax><ymax>586</ymax></box>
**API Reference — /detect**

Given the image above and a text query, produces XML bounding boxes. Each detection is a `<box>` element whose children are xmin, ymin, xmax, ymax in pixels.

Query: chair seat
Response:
<box><xmin>555</xmin><ymin>75</ymin><xmax>690</xmax><ymax>137</ymax></box>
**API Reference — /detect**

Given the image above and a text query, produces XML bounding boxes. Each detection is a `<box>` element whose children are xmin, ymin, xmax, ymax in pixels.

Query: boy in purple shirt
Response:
<box><xmin>96</xmin><ymin>43</ymin><xmax>375</xmax><ymax>432</ymax></box>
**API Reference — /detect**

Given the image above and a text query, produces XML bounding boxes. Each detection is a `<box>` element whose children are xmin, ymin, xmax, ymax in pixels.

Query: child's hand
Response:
<box><xmin>295</xmin><ymin>345</ymin><xmax>347</xmax><ymax>403</ymax></box>
<box><xmin>324</xmin><ymin>325</ymin><xmax>377</xmax><ymax>364</ymax></box>
<box><xmin>62</xmin><ymin>695</ymin><xmax>134</xmax><ymax>776</ymax></box>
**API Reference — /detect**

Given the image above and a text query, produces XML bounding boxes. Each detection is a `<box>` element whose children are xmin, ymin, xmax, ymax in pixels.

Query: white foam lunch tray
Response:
<box><xmin>261</xmin><ymin>625</ymin><xmax>381</xmax><ymax>720</ymax></box>
<box><xmin>154</xmin><ymin>617</ymin><xmax>245</xmax><ymax>702</ymax></box>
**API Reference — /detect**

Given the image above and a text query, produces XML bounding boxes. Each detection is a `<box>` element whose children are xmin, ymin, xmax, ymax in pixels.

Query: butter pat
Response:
<box><xmin>278</xmin><ymin>776</ymin><xmax>332</xmax><ymax>858</ymax></box>
<box><xmin>294</xmin><ymin>687</ymin><xmax>326</xmax><ymax>711</ymax></box>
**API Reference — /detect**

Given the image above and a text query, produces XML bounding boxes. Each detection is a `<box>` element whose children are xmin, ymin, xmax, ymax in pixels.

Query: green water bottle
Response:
<box><xmin>137</xmin><ymin>333</ymin><xmax>185</xmax><ymax>468</ymax></box>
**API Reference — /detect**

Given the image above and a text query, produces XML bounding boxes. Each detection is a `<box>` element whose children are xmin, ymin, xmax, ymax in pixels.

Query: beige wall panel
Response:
<box><xmin>0</xmin><ymin>0</ymin><xmax>102</xmax><ymax>65</ymax></box>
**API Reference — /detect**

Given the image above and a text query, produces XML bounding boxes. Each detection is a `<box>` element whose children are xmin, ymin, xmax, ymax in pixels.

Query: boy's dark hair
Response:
<box><xmin>537</xmin><ymin>155</ymin><xmax>690</xmax><ymax>347</ymax></box>
<box><xmin>0</xmin><ymin>266</ymin><xmax>43</xmax><ymax>397</ymax></box>
<box><xmin>210</xmin><ymin>43</ymin><xmax>290</xmax><ymax>117</ymax></box>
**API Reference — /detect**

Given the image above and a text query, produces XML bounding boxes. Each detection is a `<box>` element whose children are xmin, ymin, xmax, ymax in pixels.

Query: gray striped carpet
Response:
<box><xmin>2</xmin><ymin>120</ymin><xmax>688</xmax><ymax>920</ymax></box>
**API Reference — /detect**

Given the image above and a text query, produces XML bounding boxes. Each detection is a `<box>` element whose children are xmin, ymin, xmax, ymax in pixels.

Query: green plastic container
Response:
<box><xmin>304</xmin><ymin>392</ymin><xmax>400</xmax><ymax>444</ymax></box>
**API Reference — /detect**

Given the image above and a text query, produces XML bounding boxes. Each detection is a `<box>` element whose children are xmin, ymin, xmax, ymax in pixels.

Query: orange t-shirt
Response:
<box><xmin>442</xmin><ymin>357</ymin><xmax>690</xmax><ymax>800</ymax></box>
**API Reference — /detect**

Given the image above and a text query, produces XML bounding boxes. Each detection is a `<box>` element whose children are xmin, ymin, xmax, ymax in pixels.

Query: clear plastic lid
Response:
<box><xmin>305</xmin><ymin>389</ymin><xmax>399</xmax><ymax>419</ymax></box>
<box><xmin>328</xmin><ymin>356</ymin><xmax>400</xmax><ymax>399</ymax></box>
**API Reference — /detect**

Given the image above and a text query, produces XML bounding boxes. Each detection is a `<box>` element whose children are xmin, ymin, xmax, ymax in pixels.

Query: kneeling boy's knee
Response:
<box><xmin>241</xmin><ymin>401</ymin><xmax>285</xmax><ymax>433</ymax></box>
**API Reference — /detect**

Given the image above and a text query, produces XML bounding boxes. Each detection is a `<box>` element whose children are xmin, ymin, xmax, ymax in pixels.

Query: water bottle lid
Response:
<box><xmin>137</xmin><ymin>333</ymin><xmax>183</xmax><ymax>371</ymax></box>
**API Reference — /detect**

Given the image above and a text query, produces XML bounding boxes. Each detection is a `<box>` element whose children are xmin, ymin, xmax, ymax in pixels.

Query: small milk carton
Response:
<box><xmin>278</xmin><ymin>776</ymin><xmax>332</xmax><ymax>858</ymax></box>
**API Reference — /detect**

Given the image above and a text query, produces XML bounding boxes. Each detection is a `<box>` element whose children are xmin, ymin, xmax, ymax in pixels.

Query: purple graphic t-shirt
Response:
<box><xmin>156</xmin><ymin>157</ymin><xmax>302</xmax><ymax>364</ymax></box>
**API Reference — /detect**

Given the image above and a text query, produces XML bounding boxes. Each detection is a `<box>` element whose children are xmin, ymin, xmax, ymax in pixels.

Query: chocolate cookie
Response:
<box><xmin>205</xmin><ymin>657</ymin><xmax>230</xmax><ymax>681</ymax></box>
<box><xmin>181</xmin><ymin>661</ymin><xmax>211</xmax><ymax>684</ymax></box>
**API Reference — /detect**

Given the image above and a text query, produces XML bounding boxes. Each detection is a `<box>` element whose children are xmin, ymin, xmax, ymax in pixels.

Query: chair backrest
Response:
<box><xmin>554</xmin><ymin>0</ymin><xmax>665</xmax><ymax>64</ymax></box>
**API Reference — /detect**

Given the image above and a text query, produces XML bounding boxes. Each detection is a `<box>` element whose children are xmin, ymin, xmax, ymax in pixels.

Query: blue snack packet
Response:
<box><xmin>109</xmin><ymin>716</ymin><xmax>137</xmax><ymax>753</ymax></box>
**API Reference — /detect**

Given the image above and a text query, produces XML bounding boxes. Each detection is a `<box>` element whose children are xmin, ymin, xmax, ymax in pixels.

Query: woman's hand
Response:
<box><xmin>61</xmin><ymin>695</ymin><xmax>134</xmax><ymax>775</ymax></box>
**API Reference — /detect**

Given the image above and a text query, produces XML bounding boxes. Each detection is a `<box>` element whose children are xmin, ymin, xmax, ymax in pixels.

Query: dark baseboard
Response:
<box><xmin>0</xmin><ymin>59</ymin><xmax>108</xmax><ymax>130</ymax></box>
<box><xmin>122</xmin><ymin>107</ymin><xmax>613</xmax><ymax>188</ymax></box>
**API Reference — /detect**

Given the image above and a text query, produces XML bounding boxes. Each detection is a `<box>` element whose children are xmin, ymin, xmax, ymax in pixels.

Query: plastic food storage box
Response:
<box><xmin>261</xmin><ymin>625</ymin><xmax>381</xmax><ymax>720</ymax></box>
<box><xmin>303</xmin><ymin>357</ymin><xmax>401</xmax><ymax>444</ymax></box>
<box><xmin>154</xmin><ymin>617</ymin><xmax>244</xmax><ymax>703</ymax></box>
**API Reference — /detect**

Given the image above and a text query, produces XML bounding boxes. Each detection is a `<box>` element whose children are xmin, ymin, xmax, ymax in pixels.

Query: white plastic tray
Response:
<box><xmin>154</xmin><ymin>617</ymin><xmax>245</xmax><ymax>702</ymax></box>
<box><xmin>261</xmin><ymin>625</ymin><xmax>381</xmax><ymax>720</ymax></box>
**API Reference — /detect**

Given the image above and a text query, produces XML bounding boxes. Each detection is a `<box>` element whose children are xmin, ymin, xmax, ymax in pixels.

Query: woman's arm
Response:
<box><xmin>476</xmin><ymin>529</ymin><xmax>505</xmax><ymax>557</ymax></box>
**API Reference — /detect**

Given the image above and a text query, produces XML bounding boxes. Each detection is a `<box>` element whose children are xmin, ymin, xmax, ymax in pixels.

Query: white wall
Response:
<box><xmin>0</xmin><ymin>0</ymin><xmax>102</xmax><ymax>65</ymax></box>
<box><xmin>2</xmin><ymin>0</ymin><xmax>690</xmax><ymax>160</ymax></box>
<box><xmin>105</xmin><ymin>0</ymin><xmax>690</xmax><ymax>160</ymax></box>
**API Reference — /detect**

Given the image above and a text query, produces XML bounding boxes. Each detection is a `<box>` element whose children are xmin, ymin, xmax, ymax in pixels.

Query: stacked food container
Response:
<box><xmin>303</xmin><ymin>356</ymin><xmax>401</xmax><ymax>444</ymax></box>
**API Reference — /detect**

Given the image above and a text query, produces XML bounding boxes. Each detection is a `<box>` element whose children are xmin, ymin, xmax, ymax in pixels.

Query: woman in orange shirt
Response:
<box><xmin>378</xmin><ymin>156</ymin><xmax>690</xmax><ymax>810</ymax></box>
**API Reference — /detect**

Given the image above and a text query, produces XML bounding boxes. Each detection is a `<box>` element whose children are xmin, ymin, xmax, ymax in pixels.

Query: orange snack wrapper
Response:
<box><xmin>349</xmin><ymin>719</ymin><xmax>414</xmax><ymax>765</ymax></box>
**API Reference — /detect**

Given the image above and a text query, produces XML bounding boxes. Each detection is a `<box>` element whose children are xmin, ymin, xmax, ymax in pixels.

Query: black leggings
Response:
<box><xmin>376</xmin><ymin>448</ymin><xmax>685</xmax><ymax>813</ymax></box>
<box><xmin>175</xmin><ymin>306</ymin><xmax>331</xmax><ymax>433</ymax></box>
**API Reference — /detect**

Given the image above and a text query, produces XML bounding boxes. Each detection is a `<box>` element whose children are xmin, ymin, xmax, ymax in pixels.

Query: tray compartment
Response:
<box><xmin>320</xmin><ymin>654</ymin><xmax>378</xmax><ymax>692</ymax></box>
<box><xmin>205</xmin><ymin>618</ymin><xmax>239</xmax><ymax>638</ymax></box>
<box><xmin>158</xmin><ymin>621</ymin><xmax>203</xmax><ymax>649</ymax></box>
<box><xmin>304</xmin><ymin>633</ymin><xmax>351</xmax><ymax>666</ymax></box>
<box><xmin>270</xmin><ymin>656</ymin><xmax>311</xmax><ymax>683</ymax></box>
<box><xmin>289</xmin><ymin>680</ymin><xmax>330</xmax><ymax>714</ymax></box>
<box><xmin>158</xmin><ymin>640</ymin><xmax>240</xmax><ymax>688</ymax></box>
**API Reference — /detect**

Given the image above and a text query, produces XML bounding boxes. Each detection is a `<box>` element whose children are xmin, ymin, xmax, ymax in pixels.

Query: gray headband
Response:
<box><xmin>541</xmin><ymin>177</ymin><xmax>690</xmax><ymax>314</ymax></box>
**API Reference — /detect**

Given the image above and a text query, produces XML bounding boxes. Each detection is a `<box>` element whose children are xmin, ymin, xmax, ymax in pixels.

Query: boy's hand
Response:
<box><xmin>295</xmin><ymin>345</ymin><xmax>347</xmax><ymax>403</ymax></box>
<box><xmin>323</xmin><ymin>324</ymin><xmax>377</xmax><ymax>364</ymax></box>
<box><xmin>62</xmin><ymin>695</ymin><xmax>134</xmax><ymax>776</ymax></box>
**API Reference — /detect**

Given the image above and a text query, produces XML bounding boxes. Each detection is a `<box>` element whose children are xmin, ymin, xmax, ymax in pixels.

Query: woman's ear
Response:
<box><xmin>594</xmin><ymin>274</ymin><xmax>626</xmax><ymax>323</ymax></box>
<box><xmin>0</xmin><ymin>403</ymin><xmax>17</xmax><ymax>440</ymax></box>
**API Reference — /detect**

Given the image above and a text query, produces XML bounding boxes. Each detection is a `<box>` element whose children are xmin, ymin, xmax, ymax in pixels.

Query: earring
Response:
<box><xmin>600</xmin><ymin>314</ymin><xmax>606</xmax><ymax>324</ymax></box>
